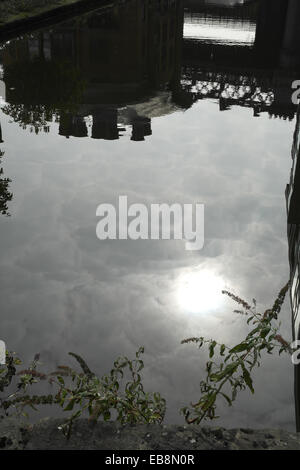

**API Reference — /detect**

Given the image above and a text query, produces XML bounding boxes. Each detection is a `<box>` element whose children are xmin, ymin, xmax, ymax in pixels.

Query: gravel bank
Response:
<box><xmin>1</xmin><ymin>417</ymin><xmax>300</xmax><ymax>450</ymax></box>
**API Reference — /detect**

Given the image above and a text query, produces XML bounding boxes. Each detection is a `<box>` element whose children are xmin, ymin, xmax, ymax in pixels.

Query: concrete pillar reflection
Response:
<box><xmin>92</xmin><ymin>109</ymin><xmax>119</xmax><ymax>140</ymax></box>
<box><xmin>59</xmin><ymin>113</ymin><xmax>73</xmax><ymax>138</ymax></box>
<box><xmin>131</xmin><ymin>117</ymin><xmax>152</xmax><ymax>141</ymax></box>
<box><xmin>71</xmin><ymin>116</ymin><xmax>88</xmax><ymax>138</ymax></box>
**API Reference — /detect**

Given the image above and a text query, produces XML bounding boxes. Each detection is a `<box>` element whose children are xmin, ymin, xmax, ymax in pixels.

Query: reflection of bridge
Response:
<box><xmin>179</xmin><ymin>49</ymin><xmax>297</xmax><ymax>120</ymax></box>
<box><xmin>0</xmin><ymin>0</ymin><xmax>300</xmax><ymax>139</ymax></box>
<box><xmin>185</xmin><ymin>0</ymin><xmax>300</xmax><ymax>68</ymax></box>
<box><xmin>178</xmin><ymin>69</ymin><xmax>295</xmax><ymax>120</ymax></box>
<box><xmin>180</xmin><ymin>71</ymin><xmax>276</xmax><ymax>117</ymax></box>
<box><xmin>179</xmin><ymin>0</ymin><xmax>300</xmax><ymax>121</ymax></box>
<box><xmin>184</xmin><ymin>0</ymin><xmax>258</xmax><ymax>21</ymax></box>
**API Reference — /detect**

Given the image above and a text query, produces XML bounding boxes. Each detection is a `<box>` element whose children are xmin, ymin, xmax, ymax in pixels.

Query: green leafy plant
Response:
<box><xmin>0</xmin><ymin>352</ymin><xmax>44</xmax><ymax>419</ymax></box>
<box><xmin>47</xmin><ymin>347</ymin><xmax>166</xmax><ymax>438</ymax></box>
<box><xmin>2</xmin><ymin>55</ymin><xmax>86</xmax><ymax>135</ymax></box>
<box><xmin>0</xmin><ymin>347</ymin><xmax>166</xmax><ymax>438</ymax></box>
<box><xmin>0</xmin><ymin>284</ymin><xmax>294</xmax><ymax>437</ymax></box>
<box><xmin>180</xmin><ymin>283</ymin><xmax>292</xmax><ymax>424</ymax></box>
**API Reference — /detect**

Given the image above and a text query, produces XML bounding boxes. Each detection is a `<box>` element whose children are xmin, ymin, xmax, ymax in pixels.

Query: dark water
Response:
<box><xmin>0</xmin><ymin>0</ymin><xmax>299</xmax><ymax>429</ymax></box>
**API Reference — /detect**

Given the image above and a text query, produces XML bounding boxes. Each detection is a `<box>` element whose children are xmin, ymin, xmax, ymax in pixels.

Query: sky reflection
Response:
<box><xmin>0</xmin><ymin>96</ymin><xmax>295</xmax><ymax>429</ymax></box>
<box><xmin>183</xmin><ymin>22</ymin><xmax>256</xmax><ymax>45</ymax></box>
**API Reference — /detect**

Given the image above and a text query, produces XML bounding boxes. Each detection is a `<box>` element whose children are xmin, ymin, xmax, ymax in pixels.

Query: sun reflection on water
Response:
<box><xmin>177</xmin><ymin>268</ymin><xmax>226</xmax><ymax>315</ymax></box>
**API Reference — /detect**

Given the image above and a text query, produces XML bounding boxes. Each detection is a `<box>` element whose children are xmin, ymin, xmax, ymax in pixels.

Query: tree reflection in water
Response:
<box><xmin>0</xmin><ymin>151</ymin><xmax>12</xmax><ymax>217</ymax></box>
<box><xmin>1</xmin><ymin>58</ymin><xmax>85</xmax><ymax>134</ymax></box>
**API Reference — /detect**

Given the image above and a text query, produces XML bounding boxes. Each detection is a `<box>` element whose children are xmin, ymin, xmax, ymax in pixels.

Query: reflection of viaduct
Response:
<box><xmin>181</xmin><ymin>0</ymin><xmax>300</xmax><ymax>120</ymax></box>
<box><xmin>0</xmin><ymin>0</ymin><xmax>184</xmax><ymax>141</ymax></box>
<box><xmin>185</xmin><ymin>0</ymin><xmax>300</xmax><ymax>68</ymax></box>
<box><xmin>1</xmin><ymin>0</ymin><xmax>300</xmax><ymax>139</ymax></box>
<box><xmin>185</xmin><ymin>0</ymin><xmax>300</xmax><ymax>65</ymax></box>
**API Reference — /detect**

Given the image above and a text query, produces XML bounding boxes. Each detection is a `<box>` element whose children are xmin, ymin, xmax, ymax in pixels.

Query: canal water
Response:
<box><xmin>0</xmin><ymin>0</ymin><xmax>297</xmax><ymax>429</ymax></box>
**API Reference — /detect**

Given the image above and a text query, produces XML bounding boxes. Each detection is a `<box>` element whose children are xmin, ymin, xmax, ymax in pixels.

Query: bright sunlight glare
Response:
<box><xmin>177</xmin><ymin>269</ymin><xmax>226</xmax><ymax>314</ymax></box>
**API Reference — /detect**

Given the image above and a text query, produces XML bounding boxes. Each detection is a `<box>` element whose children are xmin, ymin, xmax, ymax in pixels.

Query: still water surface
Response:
<box><xmin>0</xmin><ymin>0</ymin><xmax>297</xmax><ymax>429</ymax></box>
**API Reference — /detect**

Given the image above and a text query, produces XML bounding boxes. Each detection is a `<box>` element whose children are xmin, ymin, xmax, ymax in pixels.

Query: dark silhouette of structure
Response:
<box><xmin>0</xmin><ymin>0</ymin><xmax>300</xmax><ymax>138</ymax></box>
<box><xmin>255</xmin><ymin>0</ymin><xmax>300</xmax><ymax>68</ymax></box>
<box><xmin>0</xmin><ymin>0</ymin><xmax>183</xmax><ymax>139</ymax></box>
<box><xmin>181</xmin><ymin>0</ymin><xmax>300</xmax><ymax>120</ymax></box>
<box><xmin>286</xmin><ymin>106</ymin><xmax>300</xmax><ymax>431</ymax></box>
